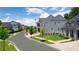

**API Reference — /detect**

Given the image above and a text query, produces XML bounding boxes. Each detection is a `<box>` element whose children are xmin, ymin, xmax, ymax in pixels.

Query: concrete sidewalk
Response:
<box><xmin>49</xmin><ymin>40</ymin><xmax>79</xmax><ymax>51</ymax></box>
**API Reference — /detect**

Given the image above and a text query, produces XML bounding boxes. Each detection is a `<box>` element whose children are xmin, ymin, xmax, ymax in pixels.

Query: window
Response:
<box><xmin>54</xmin><ymin>22</ymin><xmax>56</xmax><ymax>25</ymax></box>
<box><xmin>45</xmin><ymin>22</ymin><xmax>48</xmax><ymax>24</ymax></box>
<box><xmin>58</xmin><ymin>21</ymin><xmax>60</xmax><ymax>23</ymax></box>
<box><xmin>51</xmin><ymin>28</ymin><xmax>53</xmax><ymax>30</ymax></box>
<box><xmin>37</xmin><ymin>23</ymin><xmax>40</xmax><ymax>26</ymax></box>
<box><xmin>71</xmin><ymin>24</ymin><xmax>74</xmax><ymax>26</ymax></box>
<box><xmin>51</xmin><ymin>19</ymin><xmax>53</xmax><ymax>21</ymax></box>
<box><xmin>58</xmin><ymin>28</ymin><xmax>59</xmax><ymax>31</ymax></box>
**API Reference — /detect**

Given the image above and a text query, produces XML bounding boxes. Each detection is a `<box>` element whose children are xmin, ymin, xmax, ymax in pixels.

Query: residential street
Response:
<box><xmin>9</xmin><ymin>31</ymin><xmax>59</xmax><ymax>51</ymax></box>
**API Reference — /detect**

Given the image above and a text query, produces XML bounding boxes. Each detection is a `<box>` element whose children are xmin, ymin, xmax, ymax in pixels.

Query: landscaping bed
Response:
<box><xmin>37</xmin><ymin>34</ymin><xmax>68</xmax><ymax>41</ymax></box>
<box><xmin>0</xmin><ymin>40</ymin><xmax>16</xmax><ymax>51</ymax></box>
<box><xmin>34</xmin><ymin>38</ymin><xmax>54</xmax><ymax>44</ymax></box>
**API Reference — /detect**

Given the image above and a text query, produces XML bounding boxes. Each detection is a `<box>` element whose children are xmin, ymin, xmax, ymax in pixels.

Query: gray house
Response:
<box><xmin>64</xmin><ymin>14</ymin><xmax>79</xmax><ymax>40</ymax></box>
<box><xmin>37</xmin><ymin>15</ymin><xmax>66</xmax><ymax>34</ymax></box>
<box><xmin>2</xmin><ymin>21</ymin><xmax>22</xmax><ymax>32</ymax></box>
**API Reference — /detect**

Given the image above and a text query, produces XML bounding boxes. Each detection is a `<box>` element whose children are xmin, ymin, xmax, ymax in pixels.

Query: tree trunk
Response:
<box><xmin>3</xmin><ymin>40</ymin><xmax>5</xmax><ymax>51</ymax></box>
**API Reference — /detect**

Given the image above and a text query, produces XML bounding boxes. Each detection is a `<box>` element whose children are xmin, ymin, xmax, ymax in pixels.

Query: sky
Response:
<box><xmin>0</xmin><ymin>7</ymin><xmax>71</xmax><ymax>26</ymax></box>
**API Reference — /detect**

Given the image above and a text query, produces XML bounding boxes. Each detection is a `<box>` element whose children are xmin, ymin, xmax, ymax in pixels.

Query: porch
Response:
<box><xmin>64</xmin><ymin>27</ymin><xmax>79</xmax><ymax>40</ymax></box>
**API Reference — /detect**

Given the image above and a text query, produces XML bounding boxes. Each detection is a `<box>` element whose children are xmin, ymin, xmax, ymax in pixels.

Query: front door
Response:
<box><xmin>70</xmin><ymin>30</ymin><xmax>74</xmax><ymax>37</ymax></box>
<box><xmin>77</xmin><ymin>30</ymin><xmax>79</xmax><ymax>39</ymax></box>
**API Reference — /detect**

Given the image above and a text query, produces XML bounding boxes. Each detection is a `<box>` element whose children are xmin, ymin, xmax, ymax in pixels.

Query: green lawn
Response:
<box><xmin>0</xmin><ymin>40</ymin><xmax>16</xmax><ymax>51</ymax></box>
<box><xmin>34</xmin><ymin>38</ymin><xmax>54</xmax><ymax>44</ymax></box>
<box><xmin>37</xmin><ymin>34</ymin><xmax>68</xmax><ymax>41</ymax></box>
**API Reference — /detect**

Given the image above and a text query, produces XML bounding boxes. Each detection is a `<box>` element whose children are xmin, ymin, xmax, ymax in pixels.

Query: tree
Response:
<box><xmin>64</xmin><ymin>13</ymin><xmax>70</xmax><ymax>20</ymax></box>
<box><xmin>0</xmin><ymin>26</ymin><xmax>9</xmax><ymax>51</ymax></box>
<box><xmin>0</xmin><ymin>20</ymin><xmax>2</xmax><ymax>25</ymax></box>
<box><xmin>26</xmin><ymin>26</ymin><xmax>36</xmax><ymax>35</ymax></box>
<box><xmin>40</xmin><ymin>28</ymin><xmax>45</xmax><ymax>37</ymax></box>
<box><xmin>25</xmin><ymin>26</ymin><xmax>29</xmax><ymax>32</ymax></box>
<box><xmin>29</xmin><ymin>26</ymin><xmax>35</xmax><ymax>35</ymax></box>
<box><xmin>64</xmin><ymin>7</ymin><xmax>79</xmax><ymax>20</ymax></box>
<box><xmin>69</xmin><ymin>7</ymin><xmax>79</xmax><ymax>19</ymax></box>
<box><xmin>18</xmin><ymin>26</ymin><xmax>23</xmax><ymax>31</ymax></box>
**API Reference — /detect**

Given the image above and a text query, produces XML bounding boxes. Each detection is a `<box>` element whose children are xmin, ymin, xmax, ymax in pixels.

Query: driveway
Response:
<box><xmin>9</xmin><ymin>31</ymin><xmax>59</xmax><ymax>51</ymax></box>
<box><xmin>49</xmin><ymin>40</ymin><xmax>79</xmax><ymax>51</ymax></box>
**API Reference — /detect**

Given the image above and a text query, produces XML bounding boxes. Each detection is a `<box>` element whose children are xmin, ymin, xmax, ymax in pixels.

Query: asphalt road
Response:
<box><xmin>9</xmin><ymin>31</ymin><xmax>59</xmax><ymax>51</ymax></box>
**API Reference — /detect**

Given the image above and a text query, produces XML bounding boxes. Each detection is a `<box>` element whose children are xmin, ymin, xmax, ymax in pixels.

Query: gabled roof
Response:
<box><xmin>38</xmin><ymin>14</ymin><xmax>66</xmax><ymax>23</ymax></box>
<box><xmin>11</xmin><ymin>21</ymin><xmax>22</xmax><ymax>26</ymax></box>
<box><xmin>2</xmin><ymin>22</ymin><xmax>12</xmax><ymax>29</ymax></box>
<box><xmin>47</xmin><ymin>15</ymin><xmax>54</xmax><ymax>18</ymax></box>
<box><xmin>55</xmin><ymin>15</ymin><xmax>66</xmax><ymax>21</ymax></box>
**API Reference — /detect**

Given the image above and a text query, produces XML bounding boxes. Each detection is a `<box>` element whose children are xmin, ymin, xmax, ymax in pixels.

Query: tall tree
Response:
<box><xmin>40</xmin><ymin>28</ymin><xmax>45</xmax><ymax>37</ymax></box>
<box><xmin>69</xmin><ymin>7</ymin><xmax>79</xmax><ymax>19</ymax></box>
<box><xmin>64</xmin><ymin>7</ymin><xmax>79</xmax><ymax>20</ymax></box>
<box><xmin>0</xmin><ymin>26</ymin><xmax>9</xmax><ymax>51</ymax></box>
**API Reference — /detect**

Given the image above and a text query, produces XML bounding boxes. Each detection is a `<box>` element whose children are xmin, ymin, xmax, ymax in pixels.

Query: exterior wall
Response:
<box><xmin>11</xmin><ymin>21</ymin><xmax>19</xmax><ymax>31</ymax></box>
<box><xmin>38</xmin><ymin>15</ymin><xmax>66</xmax><ymax>34</ymax></box>
<box><xmin>5</xmin><ymin>21</ymin><xmax>22</xmax><ymax>32</ymax></box>
<box><xmin>44</xmin><ymin>20</ymin><xmax>66</xmax><ymax>34</ymax></box>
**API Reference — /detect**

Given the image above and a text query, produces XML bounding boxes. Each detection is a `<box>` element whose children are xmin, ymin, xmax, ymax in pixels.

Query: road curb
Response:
<box><xmin>25</xmin><ymin>34</ymin><xmax>60</xmax><ymax>51</ymax></box>
<box><xmin>9</xmin><ymin>32</ymin><xmax>22</xmax><ymax>51</ymax></box>
<box><xmin>9</xmin><ymin>41</ymin><xmax>20</xmax><ymax>51</ymax></box>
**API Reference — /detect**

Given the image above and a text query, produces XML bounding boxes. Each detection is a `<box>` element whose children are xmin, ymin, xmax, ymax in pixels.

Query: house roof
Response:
<box><xmin>55</xmin><ymin>15</ymin><xmax>66</xmax><ymax>21</ymax></box>
<box><xmin>38</xmin><ymin>15</ymin><xmax>66</xmax><ymax>23</ymax></box>
<box><xmin>10</xmin><ymin>21</ymin><xmax>22</xmax><ymax>27</ymax></box>
<box><xmin>2</xmin><ymin>22</ymin><xmax>12</xmax><ymax>29</ymax></box>
<box><xmin>69</xmin><ymin>14</ymin><xmax>79</xmax><ymax>23</ymax></box>
<box><xmin>47</xmin><ymin>15</ymin><xmax>54</xmax><ymax>18</ymax></box>
<box><xmin>2</xmin><ymin>21</ymin><xmax>22</xmax><ymax>29</ymax></box>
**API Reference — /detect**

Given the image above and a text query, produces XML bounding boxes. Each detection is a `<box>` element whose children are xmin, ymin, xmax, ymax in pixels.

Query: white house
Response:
<box><xmin>37</xmin><ymin>15</ymin><xmax>66</xmax><ymax>34</ymax></box>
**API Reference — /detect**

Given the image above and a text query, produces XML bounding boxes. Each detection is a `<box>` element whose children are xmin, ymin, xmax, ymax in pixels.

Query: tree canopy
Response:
<box><xmin>26</xmin><ymin>26</ymin><xmax>36</xmax><ymax>35</ymax></box>
<box><xmin>0</xmin><ymin>26</ymin><xmax>9</xmax><ymax>40</ymax></box>
<box><xmin>64</xmin><ymin>7</ymin><xmax>79</xmax><ymax>20</ymax></box>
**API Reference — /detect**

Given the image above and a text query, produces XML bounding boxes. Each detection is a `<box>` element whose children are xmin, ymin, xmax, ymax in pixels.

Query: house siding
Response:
<box><xmin>37</xmin><ymin>15</ymin><xmax>66</xmax><ymax>34</ymax></box>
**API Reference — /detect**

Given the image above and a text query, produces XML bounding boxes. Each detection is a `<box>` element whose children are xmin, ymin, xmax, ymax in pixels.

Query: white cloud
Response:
<box><xmin>41</xmin><ymin>7</ymin><xmax>48</xmax><ymax>10</ymax></box>
<box><xmin>59</xmin><ymin>7</ymin><xmax>67</xmax><ymax>12</ymax></box>
<box><xmin>16</xmin><ymin>18</ymin><xmax>36</xmax><ymax>26</ymax></box>
<box><xmin>53</xmin><ymin>10</ymin><xmax>70</xmax><ymax>17</ymax></box>
<box><xmin>50</xmin><ymin>7</ymin><xmax>59</xmax><ymax>11</ymax></box>
<box><xmin>26</xmin><ymin>8</ymin><xmax>45</xmax><ymax>15</ymax></box>
<box><xmin>40</xmin><ymin>12</ymin><xmax>49</xmax><ymax>18</ymax></box>
<box><xmin>2</xmin><ymin>16</ymin><xmax>12</xmax><ymax>22</ymax></box>
<box><xmin>5</xmin><ymin>13</ymin><xmax>12</xmax><ymax>16</ymax></box>
<box><xmin>50</xmin><ymin>7</ymin><xmax>67</xmax><ymax>12</ymax></box>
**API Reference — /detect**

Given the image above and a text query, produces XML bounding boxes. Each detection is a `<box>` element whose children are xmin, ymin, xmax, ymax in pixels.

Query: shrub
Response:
<box><xmin>64</xmin><ymin>37</ymin><xmax>69</xmax><ymax>39</ymax></box>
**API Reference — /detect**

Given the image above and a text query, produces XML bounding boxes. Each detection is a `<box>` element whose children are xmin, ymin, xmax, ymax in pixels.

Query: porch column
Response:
<box><xmin>68</xmin><ymin>29</ymin><xmax>71</xmax><ymax>37</ymax></box>
<box><xmin>64</xmin><ymin>30</ymin><xmax>66</xmax><ymax>37</ymax></box>
<box><xmin>74</xmin><ymin>30</ymin><xmax>77</xmax><ymax>40</ymax></box>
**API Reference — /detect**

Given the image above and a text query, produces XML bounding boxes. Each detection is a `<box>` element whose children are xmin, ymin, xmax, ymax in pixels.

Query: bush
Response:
<box><xmin>64</xmin><ymin>37</ymin><xmax>69</xmax><ymax>39</ymax></box>
<box><xmin>58</xmin><ymin>34</ymin><xmax>64</xmax><ymax>37</ymax></box>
